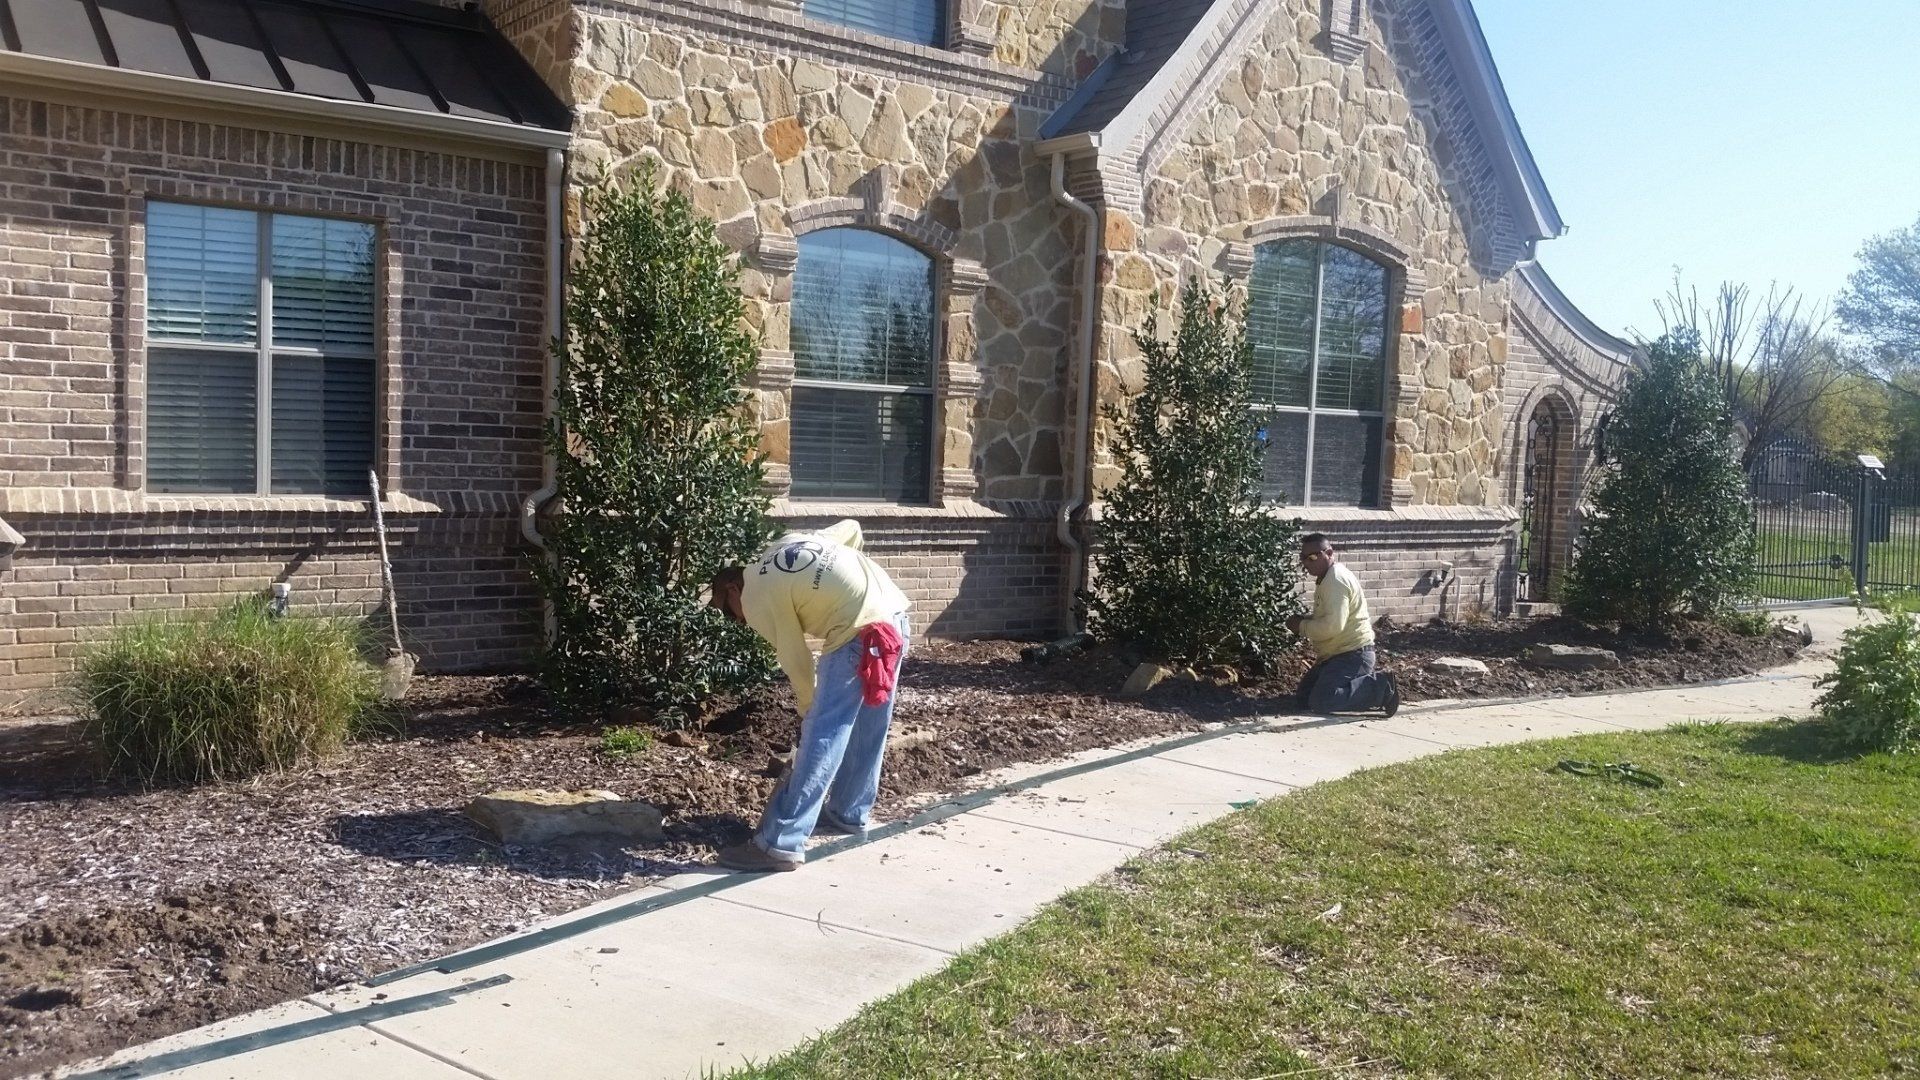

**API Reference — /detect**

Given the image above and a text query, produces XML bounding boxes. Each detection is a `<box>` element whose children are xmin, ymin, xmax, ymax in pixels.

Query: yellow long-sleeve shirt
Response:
<box><xmin>741</xmin><ymin>519</ymin><xmax>909</xmax><ymax>716</ymax></box>
<box><xmin>1299</xmin><ymin>561</ymin><xmax>1374</xmax><ymax>657</ymax></box>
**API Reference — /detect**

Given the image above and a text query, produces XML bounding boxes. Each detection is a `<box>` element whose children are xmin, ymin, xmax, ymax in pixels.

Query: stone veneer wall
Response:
<box><xmin>552</xmin><ymin>0</ymin><xmax>1125</xmax><ymax>638</ymax></box>
<box><xmin>1094</xmin><ymin>0</ymin><xmax>1512</xmax><ymax>508</ymax></box>
<box><xmin>0</xmin><ymin>98</ymin><xmax>550</xmax><ymax>704</ymax></box>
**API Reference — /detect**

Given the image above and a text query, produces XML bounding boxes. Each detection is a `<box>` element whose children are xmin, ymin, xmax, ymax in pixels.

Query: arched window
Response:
<box><xmin>790</xmin><ymin>228</ymin><xmax>936</xmax><ymax>503</ymax></box>
<box><xmin>804</xmin><ymin>0</ymin><xmax>945</xmax><ymax>47</ymax></box>
<box><xmin>1247</xmin><ymin>239</ymin><xmax>1391</xmax><ymax>507</ymax></box>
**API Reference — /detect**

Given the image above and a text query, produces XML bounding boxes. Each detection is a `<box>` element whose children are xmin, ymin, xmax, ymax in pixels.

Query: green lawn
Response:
<box><xmin>734</xmin><ymin>720</ymin><xmax>1920</xmax><ymax>1079</ymax></box>
<box><xmin>1753</xmin><ymin>523</ymin><xmax>1920</xmax><ymax>601</ymax></box>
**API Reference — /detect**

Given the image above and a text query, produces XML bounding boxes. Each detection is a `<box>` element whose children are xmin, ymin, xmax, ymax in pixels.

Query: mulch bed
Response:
<box><xmin>0</xmin><ymin>616</ymin><xmax>1804</xmax><ymax>1077</ymax></box>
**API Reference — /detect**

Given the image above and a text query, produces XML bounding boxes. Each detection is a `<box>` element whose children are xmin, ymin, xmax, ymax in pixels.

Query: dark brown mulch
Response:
<box><xmin>1375</xmin><ymin>615</ymin><xmax>1807</xmax><ymax>701</ymax></box>
<box><xmin>0</xmin><ymin>619</ymin><xmax>1803</xmax><ymax>1077</ymax></box>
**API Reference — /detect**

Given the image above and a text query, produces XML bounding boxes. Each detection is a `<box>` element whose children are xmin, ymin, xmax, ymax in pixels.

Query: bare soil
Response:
<box><xmin>0</xmin><ymin>618</ymin><xmax>1802</xmax><ymax>1077</ymax></box>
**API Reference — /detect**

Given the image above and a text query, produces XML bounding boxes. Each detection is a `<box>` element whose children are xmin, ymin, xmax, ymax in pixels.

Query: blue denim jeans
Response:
<box><xmin>1294</xmin><ymin>646</ymin><xmax>1388</xmax><ymax>713</ymax></box>
<box><xmin>755</xmin><ymin>612</ymin><xmax>910</xmax><ymax>862</ymax></box>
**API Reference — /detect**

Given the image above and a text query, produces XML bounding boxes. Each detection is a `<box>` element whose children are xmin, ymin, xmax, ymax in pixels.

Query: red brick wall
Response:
<box><xmin>0</xmin><ymin>97</ymin><xmax>550</xmax><ymax>705</ymax></box>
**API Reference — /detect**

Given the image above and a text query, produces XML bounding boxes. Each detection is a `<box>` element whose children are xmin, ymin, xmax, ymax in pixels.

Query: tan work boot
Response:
<box><xmin>715</xmin><ymin>841</ymin><xmax>801</xmax><ymax>873</ymax></box>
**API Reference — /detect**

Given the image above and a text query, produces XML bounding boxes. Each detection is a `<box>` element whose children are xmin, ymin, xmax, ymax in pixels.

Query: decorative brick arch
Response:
<box><xmin>1505</xmin><ymin>378</ymin><xmax>1581</xmax><ymax>506</ymax></box>
<box><xmin>748</xmin><ymin>175</ymin><xmax>986</xmax><ymax>505</ymax></box>
<box><xmin>1508</xmin><ymin>380</ymin><xmax>1580</xmax><ymax>603</ymax></box>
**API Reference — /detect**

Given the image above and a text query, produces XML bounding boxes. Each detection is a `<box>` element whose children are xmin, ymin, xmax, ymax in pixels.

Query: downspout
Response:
<box><xmin>1050</xmin><ymin>152</ymin><xmax>1100</xmax><ymax>634</ymax></box>
<box><xmin>521</xmin><ymin>148</ymin><xmax>566</xmax><ymax>634</ymax></box>
<box><xmin>521</xmin><ymin>147</ymin><xmax>566</xmax><ymax>548</ymax></box>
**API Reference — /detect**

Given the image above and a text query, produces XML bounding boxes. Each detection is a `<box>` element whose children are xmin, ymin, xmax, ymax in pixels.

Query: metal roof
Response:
<box><xmin>0</xmin><ymin>0</ymin><xmax>569</xmax><ymax>133</ymax></box>
<box><xmin>1039</xmin><ymin>0</ymin><xmax>1214</xmax><ymax>140</ymax></box>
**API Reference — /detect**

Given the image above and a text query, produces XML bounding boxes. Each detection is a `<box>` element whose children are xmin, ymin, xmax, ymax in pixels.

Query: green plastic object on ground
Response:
<box><xmin>1555</xmin><ymin>759</ymin><xmax>1665</xmax><ymax>788</ymax></box>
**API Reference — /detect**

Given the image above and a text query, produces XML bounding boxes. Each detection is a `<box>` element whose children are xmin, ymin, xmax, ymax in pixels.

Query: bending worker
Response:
<box><xmin>1286</xmin><ymin>532</ymin><xmax>1401</xmax><ymax>716</ymax></box>
<box><xmin>708</xmin><ymin>519</ymin><xmax>909</xmax><ymax>873</ymax></box>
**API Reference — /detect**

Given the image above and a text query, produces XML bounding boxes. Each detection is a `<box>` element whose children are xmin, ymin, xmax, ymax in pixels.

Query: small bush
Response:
<box><xmin>1563</xmin><ymin>330</ymin><xmax>1755</xmax><ymax>628</ymax></box>
<box><xmin>1718</xmin><ymin>609</ymin><xmax>1776</xmax><ymax>637</ymax></box>
<box><xmin>599</xmin><ymin>725</ymin><xmax>653</xmax><ymax>757</ymax></box>
<box><xmin>1816</xmin><ymin>600</ymin><xmax>1920</xmax><ymax>753</ymax></box>
<box><xmin>1085</xmin><ymin>278</ymin><xmax>1305</xmax><ymax>671</ymax></box>
<box><xmin>533</xmin><ymin>165</ymin><xmax>775</xmax><ymax>727</ymax></box>
<box><xmin>76</xmin><ymin>598</ymin><xmax>381</xmax><ymax>786</ymax></box>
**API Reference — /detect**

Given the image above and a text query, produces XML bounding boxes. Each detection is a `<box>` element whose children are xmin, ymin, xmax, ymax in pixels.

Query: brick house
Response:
<box><xmin>1</xmin><ymin>0</ymin><xmax>1634</xmax><ymax>705</ymax></box>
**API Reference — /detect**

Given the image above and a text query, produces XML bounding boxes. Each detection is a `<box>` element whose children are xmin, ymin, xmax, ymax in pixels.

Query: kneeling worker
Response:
<box><xmin>708</xmin><ymin>519</ymin><xmax>910</xmax><ymax>872</ymax></box>
<box><xmin>1285</xmin><ymin>533</ymin><xmax>1400</xmax><ymax>716</ymax></box>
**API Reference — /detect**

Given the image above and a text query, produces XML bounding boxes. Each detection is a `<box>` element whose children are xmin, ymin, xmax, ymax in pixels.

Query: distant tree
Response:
<box><xmin>1799</xmin><ymin>370</ymin><xmax>1894</xmax><ymax>458</ymax></box>
<box><xmin>1656</xmin><ymin>277</ymin><xmax>1843</xmax><ymax>471</ymax></box>
<box><xmin>1837</xmin><ymin>214</ymin><xmax>1920</xmax><ymax>364</ymax></box>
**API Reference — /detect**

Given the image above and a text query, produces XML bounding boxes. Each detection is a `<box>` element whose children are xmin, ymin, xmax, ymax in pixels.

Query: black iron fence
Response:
<box><xmin>1747</xmin><ymin>443</ymin><xmax>1920</xmax><ymax>602</ymax></box>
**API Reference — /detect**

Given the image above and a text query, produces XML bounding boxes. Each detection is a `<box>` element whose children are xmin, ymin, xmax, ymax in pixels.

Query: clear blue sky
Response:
<box><xmin>1474</xmin><ymin>0</ymin><xmax>1920</xmax><ymax>342</ymax></box>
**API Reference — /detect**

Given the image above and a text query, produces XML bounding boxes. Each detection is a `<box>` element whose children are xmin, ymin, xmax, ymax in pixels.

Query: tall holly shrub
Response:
<box><xmin>1563</xmin><ymin>330</ymin><xmax>1756</xmax><ymax>628</ymax></box>
<box><xmin>1085</xmin><ymin>278</ymin><xmax>1304</xmax><ymax>670</ymax></box>
<box><xmin>533</xmin><ymin>168</ymin><xmax>774</xmax><ymax>724</ymax></box>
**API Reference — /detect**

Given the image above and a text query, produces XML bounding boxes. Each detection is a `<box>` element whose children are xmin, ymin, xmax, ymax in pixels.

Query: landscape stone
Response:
<box><xmin>1430</xmin><ymin>656</ymin><xmax>1490</xmax><ymax>676</ymax></box>
<box><xmin>1119</xmin><ymin>662</ymin><xmax>1172</xmax><ymax>697</ymax></box>
<box><xmin>465</xmin><ymin>790</ymin><xmax>666</xmax><ymax>847</ymax></box>
<box><xmin>1521</xmin><ymin>644</ymin><xmax>1621</xmax><ymax>672</ymax></box>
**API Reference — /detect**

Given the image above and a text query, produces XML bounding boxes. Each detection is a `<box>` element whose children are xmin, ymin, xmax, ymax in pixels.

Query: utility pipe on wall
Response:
<box><xmin>1049</xmin><ymin>152</ymin><xmax>1100</xmax><ymax>635</ymax></box>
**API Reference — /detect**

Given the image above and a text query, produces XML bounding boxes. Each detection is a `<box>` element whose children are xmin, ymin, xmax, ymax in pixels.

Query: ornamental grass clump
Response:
<box><xmin>77</xmin><ymin>598</ymin><xmax>382</xmax><ymax>786</ymax></box>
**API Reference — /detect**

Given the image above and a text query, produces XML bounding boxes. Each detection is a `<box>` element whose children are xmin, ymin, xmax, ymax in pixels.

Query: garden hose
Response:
<box><xmin>1555</xmin><ymin>759</ymin><xmax>1665</xmax><ymax>788</ymax></box>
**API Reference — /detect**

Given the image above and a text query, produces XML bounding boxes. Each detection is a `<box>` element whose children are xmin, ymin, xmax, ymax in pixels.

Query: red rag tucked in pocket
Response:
<box><xmin>856</xmin><ymin>620</ymin><xmax>905</xmax><ymax>707</ymax></box>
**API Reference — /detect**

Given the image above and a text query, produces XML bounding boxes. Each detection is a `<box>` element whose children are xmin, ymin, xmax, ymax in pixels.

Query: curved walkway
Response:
<box><xmin>63</xmin><ymin>606</ymin><xmax>1862</xmax><ymax>1080</ymax></box>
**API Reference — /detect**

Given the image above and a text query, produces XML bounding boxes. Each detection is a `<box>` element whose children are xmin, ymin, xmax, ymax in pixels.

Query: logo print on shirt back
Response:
<box><xmin>770</xmin><ymin>541</ymin><xmax>822</xmax><ymax>574</ymax></box>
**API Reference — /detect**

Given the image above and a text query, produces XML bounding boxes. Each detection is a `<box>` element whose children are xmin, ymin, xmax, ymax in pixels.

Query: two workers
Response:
<box><xmin>708</xmin><ymin>524</ymin><xmax>1396</xmax><ymax>873</ymax></box>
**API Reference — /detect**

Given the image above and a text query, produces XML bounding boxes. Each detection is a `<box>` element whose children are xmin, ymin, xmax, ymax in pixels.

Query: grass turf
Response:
<box><xmin>732</xmin><ymin>718</ymin><xmax>1919</xmax><ymax>1079</ymax></box>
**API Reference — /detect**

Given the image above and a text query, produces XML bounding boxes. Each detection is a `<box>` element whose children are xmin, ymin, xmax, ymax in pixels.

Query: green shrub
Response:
<box><xmin>532</xmin><ymin>166</ymin><xmax>775</xmax><ymax>726</ymax></box>
<box><xmin>1085</xmin><ymin>278</ymin><xmax>1305</xmax><ymax>671</ymax></box>
<box><xmin>1718</xmin><ymin>609</ymin><xmax>1775</xmax><ymax>637</ymax></box>
<box><xmin>76</xmin><ymin>598</ymin><xmax>381</xmax><ymax>786</ymax></box>
<box><xmin>1816</xmin><ymin>600</ymin><xmax>1920</xmax><ymax>753</ymax></box>
<box><xmin>598</xmin><ymin>725</ymin><xmax>653</xmax><ymax>757</ymax></box>
<box><xmin>1563</xmin><ymin>330</ymin><xmax>1756</xmax><ymax>628</ymax></box>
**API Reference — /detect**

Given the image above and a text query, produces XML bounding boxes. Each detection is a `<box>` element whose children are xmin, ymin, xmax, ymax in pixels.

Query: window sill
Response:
<box><xmin>600</xmin><ymin>0</ymin><xmax>1073</xmax><ymax>105</ymax></box>
<box><xmin>0</xmin><ymin>488</ymin><xmax>520</xmax><ymax>516</ymax></box>
<box><xmin>772</xmin><ymin>497</ymin><xmax>1047</xmax><ymax>521</ymax></box>
<box><xmin>1085</xmin><ymin>503</ymin><xmax>1519</xmax><ymax>526</ymax></box>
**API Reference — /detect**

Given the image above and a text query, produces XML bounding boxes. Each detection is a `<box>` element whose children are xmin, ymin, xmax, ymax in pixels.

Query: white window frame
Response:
<box><xmin>1250</xmin><ymin>240</ymin><xmax>1390</xmax><ymax>509</ymax></box>
<box><xmin>788</xmin><ymin>227</ymin><xmax>939</xmax><ymax>505</ymax></box>
<box><xmin>145</xmin><ymin>203</ymin><xmax>377</xmax><ymax>497</ymax></box>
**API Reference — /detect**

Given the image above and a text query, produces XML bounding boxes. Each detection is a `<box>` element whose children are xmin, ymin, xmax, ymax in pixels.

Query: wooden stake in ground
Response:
<box><xmin>368</xmin><ymin>469</ymin><xmax>417</xmax><ymax>700</ymax></box>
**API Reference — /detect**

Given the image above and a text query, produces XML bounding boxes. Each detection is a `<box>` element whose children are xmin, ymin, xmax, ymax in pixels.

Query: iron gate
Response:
<box><xmin>1748</xmin><ymin>444</ymin><xmax>1920</xmax><ymax>601</ymax></box>
<box><xmin>1517</xmin><ymin>405</ymin><xmax>1562</xmax><ymax>603</ymax></box>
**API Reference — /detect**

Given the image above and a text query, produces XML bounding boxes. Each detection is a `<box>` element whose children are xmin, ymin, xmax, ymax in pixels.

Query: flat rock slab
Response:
<box><xmin>1521</xmin><ymin>643</ymin><xmax>1621</xmax><ymax>671</ymax></box>
<box><xmin>1430</xmin><ymin>656</ymin><xmax>1491</xmax><ymax>676</ymax></box>
<box><xmin>465</xmin><ymin>789</ymin><xmax>665</xmax><ymax>847</ymax></box>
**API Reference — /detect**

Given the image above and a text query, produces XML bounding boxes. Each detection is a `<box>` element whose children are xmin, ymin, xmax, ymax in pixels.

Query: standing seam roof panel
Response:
<box><xmin>0</xmin><ymin>0</ymin><xmax>570</xmax><ymax>132</ymax></box>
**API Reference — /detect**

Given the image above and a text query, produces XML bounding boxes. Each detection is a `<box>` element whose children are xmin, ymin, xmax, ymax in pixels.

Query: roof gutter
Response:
<box><xmin>0</xmin><ymin>51</ymin><xmax>571</xmax><ymax>151</ymax></box>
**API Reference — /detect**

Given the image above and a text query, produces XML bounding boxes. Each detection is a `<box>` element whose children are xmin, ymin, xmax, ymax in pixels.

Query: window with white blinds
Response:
<box><xmin>146</xmin><ymin>202</ymin><xmax>377</xmax><ymax>497</ymax></box>
<box><xmin>803</xmin><ymin>0</ymin><xmax>944</xmax><ymax>46</ymax></box>
<box><xmin>790</xmin><ymin>228</ymin><xmax>936</xmax><ymax>503</ymax></box>
<box><xmin>1246</xmin><ymin>239</ymin><xmax>1390</xmax><ymax>507</ymax></box>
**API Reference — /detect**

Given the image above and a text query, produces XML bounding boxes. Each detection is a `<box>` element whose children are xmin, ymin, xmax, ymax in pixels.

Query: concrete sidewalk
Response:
<box><xmin>62</xmin><ymin>605</ymin><xmax>1863</xmax><ymax>1080</ymax></box>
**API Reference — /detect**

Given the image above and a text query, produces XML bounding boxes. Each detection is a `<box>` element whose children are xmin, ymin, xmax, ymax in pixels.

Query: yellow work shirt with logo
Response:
<box><xmin>1299</xmin><ymin>561</ymin><xmax>1374</xmax><ymax>658</ymax></box>
<box><xmin>741</xmin><ymin>519</ymin><xmax>909</xmax><ymax>716</ymax></box>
